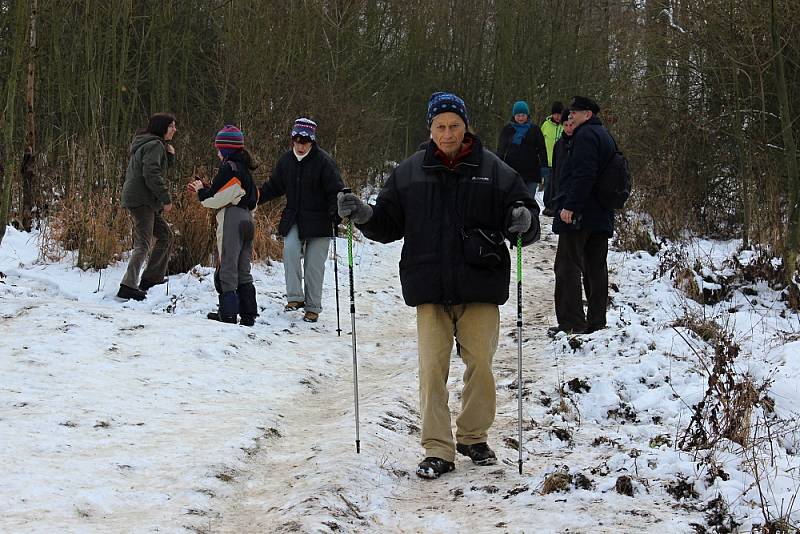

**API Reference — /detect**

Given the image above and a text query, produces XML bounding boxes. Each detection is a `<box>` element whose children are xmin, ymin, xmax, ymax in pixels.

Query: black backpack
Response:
<box><xmin>594</xmin><ymin>134</ymin><xmax>631</xmax><ymax>210</ymax></box>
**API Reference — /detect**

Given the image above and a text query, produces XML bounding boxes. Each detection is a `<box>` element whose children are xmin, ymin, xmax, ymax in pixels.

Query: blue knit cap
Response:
<box><xmin>512</xmin><ymin>101</ymin><xmax>530</xmax><ymax>116</ymax></box>
<box><xmin>291</xmin><ymin>117</ymin><xmax>317</xmax><ymax>141</ymax></box>
<box><xmin>427</xmin><ymin>92</ymin><xmax>469</xmax><ymax>128</ymax></box>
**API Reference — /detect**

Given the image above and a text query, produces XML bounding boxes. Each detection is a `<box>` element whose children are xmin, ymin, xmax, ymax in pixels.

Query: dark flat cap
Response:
<box><xmin>569</xmin><ymin>96</ymin><xmax>600</xmax><ymax>114</ymax></box>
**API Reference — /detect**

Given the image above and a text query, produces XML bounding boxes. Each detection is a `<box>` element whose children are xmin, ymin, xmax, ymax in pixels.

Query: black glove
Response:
<box><xmin>337</xmin><ymin>192</ymin><xmax>372</xmax><ymax>224</ymax></box>
<box><xmin>508</xmin><ymin>205</ymin><xmax>532</xmax><ymax>234</ymax></box>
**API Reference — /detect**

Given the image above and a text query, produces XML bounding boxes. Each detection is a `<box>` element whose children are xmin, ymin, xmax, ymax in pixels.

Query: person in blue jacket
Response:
<box><xmin>549</xmin><ymin>96</ymin><xmax>615</xmax><ymax>337</ymax></box>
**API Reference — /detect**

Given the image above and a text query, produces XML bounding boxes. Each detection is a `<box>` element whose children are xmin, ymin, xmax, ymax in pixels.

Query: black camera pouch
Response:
<box><xmin>461</xmin><ymin>228</ymin><xmax>506</xmax><ymax>269</ymax></box>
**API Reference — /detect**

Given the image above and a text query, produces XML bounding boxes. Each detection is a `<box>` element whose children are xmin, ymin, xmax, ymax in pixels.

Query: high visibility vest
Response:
<box><xmin>540</xmin><ymin>118</ymin><xmax>563</xmax><ymax>167</ymax></box>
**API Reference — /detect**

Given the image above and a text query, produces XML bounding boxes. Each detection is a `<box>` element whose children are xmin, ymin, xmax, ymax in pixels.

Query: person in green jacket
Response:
<box><xmin>540</xmin><ymin>101</ymin><xmax>564</xmax><ymax>208</ymax></box>
<box><xmin>541</xmin><ymin>101</ymin><xmax>565</xmax><ymax>167</ymax></box>
<box><xmin>117</xmin><ymin>113</ymin><xmax>177</xmax><ymax>301</ymax></box>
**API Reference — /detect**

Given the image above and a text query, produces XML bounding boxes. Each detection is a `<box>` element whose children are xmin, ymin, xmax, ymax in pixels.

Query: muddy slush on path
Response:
<box><xmin>205</xmin><ymin>219</ymin><xmax>699</xmax><ymax>534</ymax></box>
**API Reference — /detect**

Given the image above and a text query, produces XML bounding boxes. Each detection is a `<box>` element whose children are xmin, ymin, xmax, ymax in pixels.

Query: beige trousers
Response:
<box><xmin>416</xmin><ymin>303</ymin><xmax>499</xmax><ymax>461</ymax></box>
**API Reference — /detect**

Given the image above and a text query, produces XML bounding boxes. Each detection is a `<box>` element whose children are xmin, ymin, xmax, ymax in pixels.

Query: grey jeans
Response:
<box><xmin>283</xmin><ymin>224</ymin><xmax>331</xmax><ymax>314</ymax></box>
<box><xmin>121</xmin><ymin>205</ymin><xmax>174</xmax><ymax>289</ymax></box>
<box><xmin>216</xmin><ymin>206</ymin><xmax>255</xmax><ymax>293</ymax></box>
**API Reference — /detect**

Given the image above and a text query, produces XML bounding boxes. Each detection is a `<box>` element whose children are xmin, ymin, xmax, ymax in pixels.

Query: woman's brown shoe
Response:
<box><xmin>284</xmin><ymin>301</ymin><xmax>305</xmax><ymax>311</ymax></box>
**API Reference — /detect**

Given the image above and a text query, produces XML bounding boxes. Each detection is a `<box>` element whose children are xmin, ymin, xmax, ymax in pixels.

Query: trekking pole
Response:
<box><xmin>515</xmin><ymin>203</ymin><xmax>525</xmax><ymax>474</ymax></box>
<box><xmin>332</xmin><ymin>219</ymin><xmax>342</xmax><ymax>337</ymax></box>
<box><xmin>343</xmin><ymin>187</ymin><xmax>360</xmax><ymax>453</ymax></box>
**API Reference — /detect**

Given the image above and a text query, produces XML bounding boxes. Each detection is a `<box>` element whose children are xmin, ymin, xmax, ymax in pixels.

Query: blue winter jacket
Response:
<box><xmin>551</xmin><ymin>116</ymin><xmax>615</xmax><ymax>237</ymax></box>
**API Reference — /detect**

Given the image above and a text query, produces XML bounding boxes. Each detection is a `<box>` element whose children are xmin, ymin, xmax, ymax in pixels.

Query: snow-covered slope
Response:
<box><xmin>1</xmin><ymin>222</ymin><xmax>798</xmax><ymax>533</ymax></box>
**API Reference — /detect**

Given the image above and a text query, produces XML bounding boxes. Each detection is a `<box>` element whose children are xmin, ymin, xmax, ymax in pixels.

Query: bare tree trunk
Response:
<box><xmin>732</xmin><ymin>63</ymin><xmax>751</xmax><ymax>248</ymax></box>
<box><xmin>21</xmin><ymin>0</ymin><xmax>37</xmax><ymax>232</ymax></box>
<box><xmin>0</xmin><ymin>155</ymin><xmax>6</xmax><ymax>246</ymax></box>
<box><xmin>1</xmin><ymin>0</ymin><xmax>28</xmax><ymax>240</ymax></box>
<box><xmin>771</xmin><ymin>0</ymin><xmax>800</xmax><ymax>302</ymax></box>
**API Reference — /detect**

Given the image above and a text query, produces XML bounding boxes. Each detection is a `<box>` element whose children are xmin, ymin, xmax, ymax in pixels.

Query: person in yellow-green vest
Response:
<box><xmin>540</xmin><ymin>101</ymin><xmax>564</xmax><ymax>212</ymax></box>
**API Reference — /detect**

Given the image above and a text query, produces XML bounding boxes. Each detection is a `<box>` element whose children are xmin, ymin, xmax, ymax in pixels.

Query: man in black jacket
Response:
<box><xmin>338</xmin><ymin>92</ymin><xmax>540</xmax><ymax>479</ymax></box>
<box><xmin>549</xmin><ymin>96</ymin><xmax>615</xmax><ymax>336</ymax></box>
<box><xmin>258</xmin><ymin>118</ymin><xmax>345</xmax><ymax>323</ymax></box>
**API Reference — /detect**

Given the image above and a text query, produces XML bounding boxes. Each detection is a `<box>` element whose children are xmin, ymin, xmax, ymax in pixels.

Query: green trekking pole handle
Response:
<box><xmin>343</xmin><ymin>187</ymin><xmax>361</xmax><ymax>454</ymax></box>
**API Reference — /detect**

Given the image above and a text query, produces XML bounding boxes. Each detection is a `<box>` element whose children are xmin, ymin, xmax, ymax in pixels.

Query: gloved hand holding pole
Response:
<box><xmin>337</xmin><ymin>191</ymin><xmax>373</xmax><ymax>225</ymax></box>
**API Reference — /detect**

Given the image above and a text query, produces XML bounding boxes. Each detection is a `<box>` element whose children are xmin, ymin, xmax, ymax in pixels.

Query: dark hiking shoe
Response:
<box><xmin>206</xmin><ymin>311</ymin><xmax>237</xmax><ymax>324</ymax></box>
<box><xmin>284</xmin><ymin>301</ymin><xmax>304</xmax><ymax>311</ymax></box>
<box><xmin>240</xmin><ymin>315</ymin><xmax>256</xmax><ymax>327</ymax></box>
<box><xmin>547</xmin><ymin>326</ymin><xmax>587</xmax><ymax>338</ymax></box>
<box><xmin>140</xmin><ymin>277</ymin><xmax>167</xmax><ymax>291</ymax></box>
<box><xmin>117</xmin><ymin>284</ymin><xmax>146</xmax><ymax>301</ymax></box>
<box><xmin>303</xmin><ymin>311</ymin><xmax>319</xmax><ymax>323</ymax></box>
<box><xmin>456</xmin><ymin>442</ymin><xmax>497</xmax><ymax>466</ymax></box>
<box><xmin>416</xmin><ymin>457</ymin><xmax>455</xmax><ymax>479</ymax></box>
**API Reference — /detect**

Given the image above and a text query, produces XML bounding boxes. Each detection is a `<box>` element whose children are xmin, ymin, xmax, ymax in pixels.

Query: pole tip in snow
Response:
<box><xmin>518</xmin><ymin>460</ymin><xmax>523</xmax><ymax>475</ymax></box>
<box><xmin>356</xmin><ymin>440</ymin><xmax>361</xmax><ymax>454</ymax></box>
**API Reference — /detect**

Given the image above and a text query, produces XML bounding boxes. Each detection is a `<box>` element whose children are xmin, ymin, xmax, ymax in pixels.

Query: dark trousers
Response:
<box><xmin>554</xmin><ymin>229</ymin><xmax>608</xmax><ymax>331</ymax></box>
<box><xmin>121</xmin><ymin>205</ymin><xmax>174</xmax><ymax>289</ymax></box>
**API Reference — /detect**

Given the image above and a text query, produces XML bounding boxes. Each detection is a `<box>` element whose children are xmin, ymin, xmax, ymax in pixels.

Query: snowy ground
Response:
<box><xmin>1</xmin><ymin>217</ymin><xmax>799</xmax><ymax>533</ymax></box>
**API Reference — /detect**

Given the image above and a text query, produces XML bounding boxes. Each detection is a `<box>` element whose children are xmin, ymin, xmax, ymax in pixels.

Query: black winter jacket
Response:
<box><xmin>358</xmin><ymin>134</ymin><xmax>539</xmax><ymax>307</ymax></box>
<box><xmin>198</xmin><ymin>151</ymin><xmax>258</xmax><ymax>210</ymax></box>
<box><xmin>544</xmin><ymin>134</ymin><xmax>572</xmax><ymax>210</ymax></box>
<box><xmin>258</xmin><ymin>144</ymin><xmax>345</xmax><ymax>239</ymax></box>
<box><xmin>496</xmin><ymin>122</ymin><xmax>547</xmax><ymax>183</ymax></box>
<box><xmin>551</xmin><ymin>116</ymin><xmax>615</xmax><ymax>237</ymax></box>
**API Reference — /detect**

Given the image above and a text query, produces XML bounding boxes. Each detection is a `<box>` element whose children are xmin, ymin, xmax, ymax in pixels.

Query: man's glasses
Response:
<box><xmin>292</xmin><ymin>136</ymin><xmax>311</xmax><ymax>145</ymax></box>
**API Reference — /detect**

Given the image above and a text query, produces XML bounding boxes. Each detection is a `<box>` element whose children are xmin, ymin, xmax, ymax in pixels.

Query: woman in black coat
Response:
<box><xmin>497</xmin><ymin>100</ymin><xmax>548</xmax><ymax>197</ymax></box>
<box><xmin>257</xmin><ymin>117</ymin><xmax>344</xmax><ymax>323</ymax></box>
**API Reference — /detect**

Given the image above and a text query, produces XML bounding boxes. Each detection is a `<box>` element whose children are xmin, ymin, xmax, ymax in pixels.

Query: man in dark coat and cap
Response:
<box><xmin>549</xmin><ymin>96</ymin><xmax>615</xmax><ymax>337</ymax></box>
<box><xmin>338</xmin><ymin>92</ymin><xmax>540</xmax><ymax>480</ymax></box>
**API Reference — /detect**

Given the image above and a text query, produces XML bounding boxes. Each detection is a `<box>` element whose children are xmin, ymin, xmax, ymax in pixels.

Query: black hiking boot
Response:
<box><xmin>416</xmin><ymin>457</ymin><xmax>455</xmax><ymax>480</ymax></box>
<box><xmin>206</xmin><ymin>291</ymin><xmax>238</xmax><ymax>324</ymax></box>
<box><xmin>117</xmin><ymin>284</ymin><xmax>146</xmax><ymax>301</ymax></box>
<box><xmin>547</xmin><ymin>325</ymin><xmax>587</xmax><ymax>338</ymax></box>
<box><xmin>238</xmin><ymin>282</ymin><xmax>258</xmax><ymax>327</ymax></box>
<box><xmin>206</xmin><ymin>311</ymin><xmax>237</xmax><ymax>324</ymax></box>
<box><xmin>140</xmin><ymin>277</ymin><xmax>168</xmax><ymax>291</ymax></box>
<box><xmin>456</xmin><ymin>442</ymin><xmax>497</xmax><ymax>466</ymax></box>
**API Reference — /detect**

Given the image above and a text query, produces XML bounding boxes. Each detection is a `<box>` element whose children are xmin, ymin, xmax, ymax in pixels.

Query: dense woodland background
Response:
<box><xmin>0</xmin><ymin>0</ymin><xmax>798</xmax><ymax>300</ymax></box>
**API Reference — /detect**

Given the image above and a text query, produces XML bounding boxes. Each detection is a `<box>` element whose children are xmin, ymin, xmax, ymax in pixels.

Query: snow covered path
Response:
<box><xmin>5</xmin><ymin>218</ymin><xmax>798</xmax><ymax>533</ymax></box>
<box><xmin>208</xmin><ymin>224</ymin><xmax>700</xmax><ymax>533</ymax></box>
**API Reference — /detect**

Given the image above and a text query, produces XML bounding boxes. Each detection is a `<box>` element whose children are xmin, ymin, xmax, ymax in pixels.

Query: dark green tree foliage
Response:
<box><xmin>0</xmin><ymin>0</ymin><xmax>797</xmax><ymax>286</ymax></box>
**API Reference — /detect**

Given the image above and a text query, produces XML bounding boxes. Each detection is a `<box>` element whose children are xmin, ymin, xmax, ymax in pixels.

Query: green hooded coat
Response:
<box><xmin>121</xmin><ymin>133</ymin><xmax>173</xmax><ymax>209</ymax></box>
